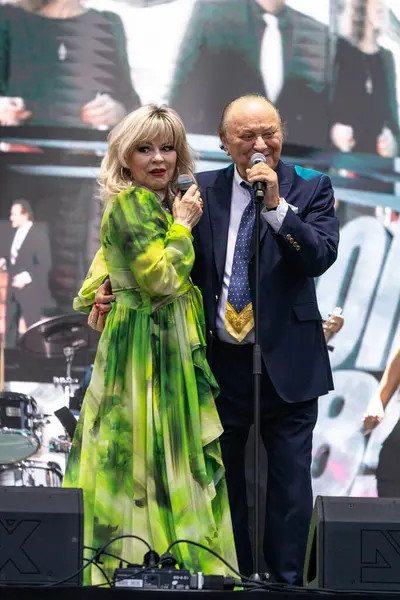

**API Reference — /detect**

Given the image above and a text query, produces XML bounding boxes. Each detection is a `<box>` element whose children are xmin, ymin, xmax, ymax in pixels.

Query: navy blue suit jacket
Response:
<box><xmin>192</xmin><ymin>160</ymin><xmax>339</xmax><ymax>404</ymax></box>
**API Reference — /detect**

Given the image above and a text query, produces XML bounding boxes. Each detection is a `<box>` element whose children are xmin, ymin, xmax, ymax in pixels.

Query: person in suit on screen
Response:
<box><xmin>0</xmin><ymin>200</ymin><xmax>54</xmax><ymax>347</ymax></box>
<box><xmin>168</xmin><ymin>0</ymin><xmax>329</xmax><ymax>148</ymax></box>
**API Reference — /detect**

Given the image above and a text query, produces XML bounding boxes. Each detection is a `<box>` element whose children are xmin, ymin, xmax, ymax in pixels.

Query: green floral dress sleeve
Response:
<box><xmin>103</xmin><ymin>186</ymin><xmax>195</xmax><ymax>298</ymax></box>
<box><xmin>73</xmin><ymin>247</ymin><xmax>108</xmax><ymax>313</ymax></box>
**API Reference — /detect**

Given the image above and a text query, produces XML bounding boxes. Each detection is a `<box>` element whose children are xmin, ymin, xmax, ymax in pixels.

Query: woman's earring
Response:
<box><xmin>121</xmin><ymin>167</ymin><xmax>132</xmax><ymax>184</ymax></box>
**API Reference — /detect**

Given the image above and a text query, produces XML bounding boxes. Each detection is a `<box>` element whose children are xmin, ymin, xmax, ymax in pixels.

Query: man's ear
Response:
<box><xmin>219</xmin><ymin>138</ymin><xmax>229</xmax><ymax>155</ymax></box>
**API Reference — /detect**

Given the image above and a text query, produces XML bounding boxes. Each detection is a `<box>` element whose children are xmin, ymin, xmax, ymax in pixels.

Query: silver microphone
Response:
<box><xmin>176</xmin><ymin>173</ymin><xmax>196</xmax><ymax>194</ymax></box>
<box><xmin>251</xmin><ymin>152</ymin><xmax>267</xmax><ymax>165</ymax></box>
<box><xmin>250</xmin><ymin>153</ymin><xmax>267</xmax><ymax>199</ymax></box>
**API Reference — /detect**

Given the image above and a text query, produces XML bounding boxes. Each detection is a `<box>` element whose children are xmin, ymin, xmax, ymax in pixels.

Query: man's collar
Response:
<box><xmin>233</xmin><ymin>166</ymin><xmax>249</xmax><ymax>189</ymax></box>
<box><xmin>251</xmin><ymin>1</ymin><xmax>289</xmax><ymax>27</ymax></box>
<box><xmin>15</xmin><ymin>221</ymin><xmax>33</xmax><ymax>236</ymax></box>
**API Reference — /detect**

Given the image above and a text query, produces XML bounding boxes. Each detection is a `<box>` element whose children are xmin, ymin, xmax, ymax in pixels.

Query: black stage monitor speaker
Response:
<box><xmin>0</xmin><ymin>487</ymin><xmax>83</xmax><ymax>586</ymax></box>
<box><xmin>304</xmin><ymin>495</ymin><xmax>400</xmax><ymax>591</ymax></box>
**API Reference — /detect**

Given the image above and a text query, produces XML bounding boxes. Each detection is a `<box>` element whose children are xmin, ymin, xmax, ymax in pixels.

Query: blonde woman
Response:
<box><xmin>63</xmin><ymin>104</ymin><xmax>238</xmax><ymax>584</ymax></box>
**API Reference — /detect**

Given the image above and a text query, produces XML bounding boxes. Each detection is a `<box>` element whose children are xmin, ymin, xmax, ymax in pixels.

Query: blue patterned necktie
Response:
<box><xmin>224</xmin><ymin>183</ymin><xmax>255</xmax><ymax>341</ymax></box>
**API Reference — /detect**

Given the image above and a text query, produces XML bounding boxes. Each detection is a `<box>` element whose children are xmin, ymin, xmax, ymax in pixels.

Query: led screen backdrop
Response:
<box><xmin>0</xmin><ymin>0</ymin><xmax>399</xmax><ymax>501</ymax></box>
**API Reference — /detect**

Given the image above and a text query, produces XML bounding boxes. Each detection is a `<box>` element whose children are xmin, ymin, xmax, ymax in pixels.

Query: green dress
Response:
<box><xmin>63</xmin><ymin>186</ymin><xmax>238</xmax><ymax>585</ymax></box>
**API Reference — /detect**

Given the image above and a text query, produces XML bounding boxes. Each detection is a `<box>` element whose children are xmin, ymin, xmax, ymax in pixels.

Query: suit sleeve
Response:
<box><xmin>30</xmin><ymin>225</ymin><xmax>52</xmax><ymax>279</ymax></box>
<box><xmin>104</xmin><ymin>187</ymin><xmax>195</xmax><ymax>298</ymax></box>
<box><xmin>102</xmin><ymin>11</ymin><xmax>141</xmax><ymax>111</ymax></box>
<box><xmin>73</xmin><ymin>247</ymin><xmax>108</xmax><ymax>313</ymax></box>
<box><xmin>168</xmin><ymin>1</ymin><xmax>233</xmax><ymax>135</ymax></box>
<box><xmin>274</xmin><ymin>174</ymin><xmax>339</xmax><ymax>277</ymax></box>
<box><xmin>382</xmin><ymin>49</ymin><xmax>400</xmax><ymax>144</ymax></box>
<box><xmin>0</xmin><ymin>8</ymin><xmax>10</xmax><ymax>96</ymax></box>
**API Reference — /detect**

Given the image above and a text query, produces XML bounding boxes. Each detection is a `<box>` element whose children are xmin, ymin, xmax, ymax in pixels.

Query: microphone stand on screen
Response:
<box><xmin>250</xmin><ymin>152</ymin><xmax>267</xmax><ymax>581</ymax></box>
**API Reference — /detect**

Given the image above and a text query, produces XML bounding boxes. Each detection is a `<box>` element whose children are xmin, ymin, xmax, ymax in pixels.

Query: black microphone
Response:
<box><xmin>176</xmin><ymin>173</ymin><xmax>195</xmax><ymax>194</ymax></box>
<box><xmin>250</xmin><ymin>152</ymin><xmax>267</xmax><ymax>200</ymax></box>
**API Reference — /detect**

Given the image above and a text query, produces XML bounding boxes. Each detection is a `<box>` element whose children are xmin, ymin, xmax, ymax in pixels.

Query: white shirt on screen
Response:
<box><xmin>10</xmin><ymin>221</ymin><xmax>33</xmax><ymax>285</ymax></box>
<box><xmin>260</xmin><ymin>12</ymin><xmax>284</xmax><ymax>104</ymax></box>
<box><xmin>10</xmin><ymin>221</ymin><xmax>32</xmax><ymax>266</ymax></box>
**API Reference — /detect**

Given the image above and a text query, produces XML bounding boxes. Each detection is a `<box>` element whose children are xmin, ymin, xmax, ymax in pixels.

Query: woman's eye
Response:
<box><xmin>138</xmin><ymin>146</ymin><xmax>150</xmax><ymax>153</ymax></box>
<box><xmin>163</xmin><ymin>145</ymin><xmax>174</xmax><ymax>152</ymax></box>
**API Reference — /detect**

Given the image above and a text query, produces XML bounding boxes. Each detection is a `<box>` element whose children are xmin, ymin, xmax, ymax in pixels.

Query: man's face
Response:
<box><xmin>255</xmin><ymin>0</ymin><xmax>286</xmax><ymax>15</ymax></box>
<box><xmin>221</xmin><ymin>98</ymin><xmax>283</xmax><ymax>180</ymax></box>
<box><xmin>10</xmin><ymin>204</ymin><xmax>28</xmax><ymax>228</ymax></box>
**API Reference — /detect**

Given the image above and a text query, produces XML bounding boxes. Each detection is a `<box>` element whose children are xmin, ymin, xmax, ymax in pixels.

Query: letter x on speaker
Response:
<box><xmin>0</xmin><ymin>487</ymin><xmax>83</xmax><ymax>586</ymax></box>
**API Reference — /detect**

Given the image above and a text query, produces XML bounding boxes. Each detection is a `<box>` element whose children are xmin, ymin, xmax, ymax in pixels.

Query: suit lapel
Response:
<box><xmin>206</xmin><ymin>165</ymin><xmax>234</xmax><ymax>288</ymax></box>
<box><xmin>250</xmin><ymin>160</ymin><xmax>293</xmax><ymax>258</ymax></box>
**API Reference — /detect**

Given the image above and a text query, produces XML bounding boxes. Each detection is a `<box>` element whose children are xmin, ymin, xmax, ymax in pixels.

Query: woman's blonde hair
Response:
<box><xmin>99</xmin><ymin>104</ymin><xmax>195</xmax><ymax>204</ymax></box>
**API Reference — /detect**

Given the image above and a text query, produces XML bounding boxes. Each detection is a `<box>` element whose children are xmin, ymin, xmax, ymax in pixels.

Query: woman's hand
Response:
<box><xmin>172</xmin><ymin>183</ymin><xmax>203</xmax><ymax>231</ymax></box>
<box><xmin>0</xmin><ymin>97</ymin><xmax>31</xmax><ymax>126</ymax></box>
<box><xmin>363</xmin><ymin>395</ymin><xmax>385</xmax><ymax>434</ymax></box>
<box><xmin>330</xmin><ymin>123</ymin><xmax>356</xmax><ymax>153</ymax></box>
<box><xmin>377</xmin><ymin>127</ymin><xmax>397</xmax><ymax>158</ymax></box>
<box><xmin>88</xmin><ymin>279</ymin><xmax>114</xmax><ymax>332</ymax></box>
<box><xmin>81</xmin><ymin>94</ymin><xmax>126</xmax><ymax>127</ymax></box>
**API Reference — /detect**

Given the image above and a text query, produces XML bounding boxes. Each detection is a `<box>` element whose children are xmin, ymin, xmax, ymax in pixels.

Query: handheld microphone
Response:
<box><xmin>176</xmin><ymin>173</ymin><xmax>195</xmax><ymax>194</ymax></box>
<box><xmin>250</xmin><ymin>152</ymin><xmax>267</xmax><ymax>199</ymax></box>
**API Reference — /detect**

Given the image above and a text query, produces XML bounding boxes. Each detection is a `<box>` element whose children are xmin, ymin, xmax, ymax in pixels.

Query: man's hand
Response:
<box><xmin>81</xmin><ymin>94</ymin><xmax>126</xmax><ymax>128</ymax></box>
<box><xmin>245</xmin><ymin>162</ymin><xmax>280</xmax><ymax>210</ymax></box>
<box><xmin>11</xmin><ymin>271</ymin><xmax>31</xmax><ymax>289</ymax></box>
<box><xmin>0</xmin><ymin>97</ymin><xmax>32</xmax><ymax>126</ymax></box>
<box><xmin>87</xmin><ymin>279</ymin><xmax>115</xmax><ymax>332</ymax></box>
<box><xmin>0</xmin><ymin>257</ymin><xmax>7</xmax><ymax>272</ymax></box>
<box><xmin>363</xmin><ymin>396</ymin><xmax>385</xmax><ymax>434</ymax></box>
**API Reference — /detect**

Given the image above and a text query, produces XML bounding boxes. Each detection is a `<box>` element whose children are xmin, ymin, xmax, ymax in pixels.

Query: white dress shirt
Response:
<box><xmin>10</xmin><ymin>221</ymin><xmax>33</xmax><ymax>284</ymax></box>
<box><xmin>216</xmin><ymin>167</ymin><xmax>290</xmax><ymax>344</ymax></box>
<box><xmin>260</xmin><ymin>12</ymin><xmax>284</xmax><ymax>104</ymax></box>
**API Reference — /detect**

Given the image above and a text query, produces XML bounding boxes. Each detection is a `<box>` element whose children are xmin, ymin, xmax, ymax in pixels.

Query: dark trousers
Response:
<box><xmin>211</xmin><ymin>338</ymin><xmax>318</xmax><ymax>585</ymax></box>
<box><xmin>6</xmin><ymin>289</ymin><xmax>42</xmax><ymax>348</ymax></box>
<box><xmin>376</xmin><ymin>418</ymin><xmax>400</xmax><ymax>498</ymax></box>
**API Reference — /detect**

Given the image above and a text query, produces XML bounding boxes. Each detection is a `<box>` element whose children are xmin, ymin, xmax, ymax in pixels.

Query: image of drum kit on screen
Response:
<box><xmin>0</xmin><ymin>313</ymin><xmax>97</xmax><ymax>488</ymax></box>
<box><xmin>0</xmin><ymin>391</ymin><xmax>66</xmax><ymax>487</ymax></box>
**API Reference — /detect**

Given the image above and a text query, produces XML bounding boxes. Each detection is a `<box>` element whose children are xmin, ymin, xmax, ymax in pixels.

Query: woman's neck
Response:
<box><xmin>38</xmin><ymin>1</ymin><xmax>85</xmax><ymax>18</ymax></box>
<box><xmin>154</xmin><ymin>189</ymin><xmax>174</xmax><ymax>212</ymax></box>
<box><xmin>154</xmin><ymin>189</ymin><xmax>166</xmax><ymax>202</ymax></box>
<box><xmin>358</xmin><ymin>28</ymin><xmax>379</xmax><ymax>54</ymax></box>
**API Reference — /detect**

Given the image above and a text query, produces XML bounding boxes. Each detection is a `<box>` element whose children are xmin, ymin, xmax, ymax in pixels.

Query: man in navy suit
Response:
<box><xmin>88</xmin><ymin>95</ymin><xmax>339</xmax><ymax>585</ymax></box>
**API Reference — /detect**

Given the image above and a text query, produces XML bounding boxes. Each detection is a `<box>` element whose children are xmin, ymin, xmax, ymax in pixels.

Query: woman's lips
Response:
<box><xmin>150</xmin><ymin>169</ymin><xmax>166</xmax><ymax>177</ymax></box>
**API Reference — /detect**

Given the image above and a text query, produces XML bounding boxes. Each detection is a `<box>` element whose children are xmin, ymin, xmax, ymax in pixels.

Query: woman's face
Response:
<box><xmin>366</xmin><ymin>0</ymin><xmax>385</xmax><ymax>32</ymax></box>
<box><xmin>128</xmin><ymin>134</ymin><xmax>177</xmax><ymax>195</ymax></box>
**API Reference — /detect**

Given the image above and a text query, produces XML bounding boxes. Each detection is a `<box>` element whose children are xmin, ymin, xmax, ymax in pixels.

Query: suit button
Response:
<box><xmin>295</xmin><ymin>245</ymin><xmax>301</xmax><ymax>251</ymax></box>
<box><xmin>215</xmin><ymin>295</ymin><xmax>219</xmax><ymax>302</ymax></box>
<box><xmin>209</xmin><ymin>329</ymin><xmax>213</xmax><ymax>336</ymax></box>
<box><xmin>286</xmin><ymin>234</ymin><xmax>291</xmax><ymax>241</ymax></box>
